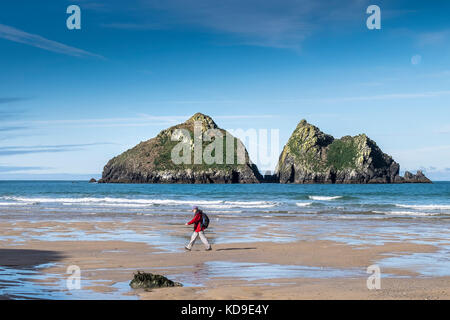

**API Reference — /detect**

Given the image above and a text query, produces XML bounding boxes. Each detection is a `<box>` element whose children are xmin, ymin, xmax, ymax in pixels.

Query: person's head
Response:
<box><xmin>192</xmin><ymin>206</ymin><xmax>198</xmax><ymax>213</ymax></box>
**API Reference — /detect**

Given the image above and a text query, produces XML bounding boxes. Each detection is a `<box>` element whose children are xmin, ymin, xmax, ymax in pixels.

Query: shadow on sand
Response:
<box><xmin>0</xmin><ymin>248</ymin><xmax>66</xmax><ymax>300</ymax></box>
<box><xmin>215</xmin><ymin>247</ymin><xmax>257</xmax><ymax>251</ymax></box>
<box><xmin>0</xmin><ymin>248</ymin><xmax>65</xmax><ymax>269</ymax></box>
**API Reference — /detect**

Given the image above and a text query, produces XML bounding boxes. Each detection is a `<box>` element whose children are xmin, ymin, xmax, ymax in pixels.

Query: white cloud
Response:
<box><xmin>408</xmin><ymin>166</ymin><xmax>450</xmax><ymax>181</ymax></box>
<box><xmin>2</xmin><ymin>114</ymin><xmax>276</xmax><ymax>129</ymax></box>
<box><xmin>0</xmin><ymin>23</ymin><xmax>103</xmax><ymax>58</ymax></box>
<box><xmin>243</xmin><ymin>90</ymin><xmax>450</xmax><ymax>104</ymax></box>
<box><xmin>392</xmin><ymin>145</ymin><xmax>450</xmax><ymax>179</ymax></box>
<box><xmin>417</xmin><ymin>30</ymin><xmax>450</xmax><ymax>46</ymax></box>
<box><xmin>98</xmin><ymin>90</ymin><xmax>450</xmax><ymax>108</ymax></box>
<box><xmin>112</xmin><ymin>0</ymin><xmax>372</xmax><ymax>49</ymax></box>
<box><xmin>436</xmin><ymin>125</ymin><xmax>450</xmax><ymax>134</ymax></box>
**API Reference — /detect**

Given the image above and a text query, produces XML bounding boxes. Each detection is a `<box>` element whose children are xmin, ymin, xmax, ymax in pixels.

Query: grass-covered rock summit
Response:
<box><xmin>99</xmin><ymin>113</ymin><xmax>263</xmax><ymax>183</ymax></box>
<box><xmin>275</xmin><ymin>119</ymin><xmax>431</xmax><ymax>184</ymax></box>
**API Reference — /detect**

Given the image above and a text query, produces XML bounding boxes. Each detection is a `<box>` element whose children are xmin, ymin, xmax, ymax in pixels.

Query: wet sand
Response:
<box><xmin>0</xmin><ymin>220</ymin><xmax>449</xmax><ymax>299</ymax></box>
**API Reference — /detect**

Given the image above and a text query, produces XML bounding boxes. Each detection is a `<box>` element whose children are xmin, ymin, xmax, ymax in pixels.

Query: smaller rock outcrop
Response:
<box><xmin>88</xmin><ymin>178</ymin><xmax>97</xmax><ymax>183</ymax></box>
<box><xmin>129</xmin><ymin>271</ymin><xmax>182</xmax><ymax>289</ymax></box>
<box><xmin>398</xmin><ymin>170</ymin><xmax>432</xmax><ymax>183</ymax></box>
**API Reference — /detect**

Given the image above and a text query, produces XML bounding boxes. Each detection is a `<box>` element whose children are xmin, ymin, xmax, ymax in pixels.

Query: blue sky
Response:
<box><xmin>1</xmin><ymin>0</ymin><xmax>450</xmax><ymax>180</ymax></box>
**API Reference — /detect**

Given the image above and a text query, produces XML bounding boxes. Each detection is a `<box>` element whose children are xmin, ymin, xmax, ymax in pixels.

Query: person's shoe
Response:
<box><xmin>184</xmin><ymin>246</ymin><xmax>191</xmax><ymax>251</ymax></box>
<box><xmin>205</xmin><ymin>247</ymin><xmax>212</xmax><ymax>251</ymax></box>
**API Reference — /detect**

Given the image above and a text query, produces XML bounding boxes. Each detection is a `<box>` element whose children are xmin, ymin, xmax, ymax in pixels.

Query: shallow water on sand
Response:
<box><xmin>0</xmin><ymin>181</ymin><xmax>449</xmax><ymax>299</ymax></box>
<box><xmin>170</xmin><ymin>261</ymin><xmax>367</xmax><ymax>284</ymax></box>
<box><xmin>0</xmin><ymin>263</ymin><xmax>136</xmax><ymax>300</ymax></box>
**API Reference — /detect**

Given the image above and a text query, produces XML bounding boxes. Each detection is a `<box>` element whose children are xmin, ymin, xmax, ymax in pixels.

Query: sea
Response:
<box><xmin>1</xmin><ymin>181</ymin><xmax>449</xmax><ymax>220</ymax></box>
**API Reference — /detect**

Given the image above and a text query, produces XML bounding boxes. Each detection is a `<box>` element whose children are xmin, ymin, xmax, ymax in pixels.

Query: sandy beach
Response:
<box><xmin>1</xmin><ymin>219</ymin><xmax>449</xmax><ymax>300</ymax></box>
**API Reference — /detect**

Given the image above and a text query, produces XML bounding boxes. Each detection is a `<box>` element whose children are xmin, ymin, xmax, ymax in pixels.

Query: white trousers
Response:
<box><xmin>186</xmin><ymin>231</ymin><xmax>211</xmax><ymax>249</ymax></box>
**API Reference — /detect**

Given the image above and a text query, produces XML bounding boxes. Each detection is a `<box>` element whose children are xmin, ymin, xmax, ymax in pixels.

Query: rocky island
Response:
<box><xmin>98</xmin><ymin>114</ymin><xmax>431</xmax><ymax>184</ymax></box>
<box><xmin>98</xmin><ymin>113</ymin><xmax>262</xmax><ymax>183</ymax></box>
<box><xmin>274</xmin><ymin>119</ymin><xmax>431</xmax><ymax>184</ymax></box>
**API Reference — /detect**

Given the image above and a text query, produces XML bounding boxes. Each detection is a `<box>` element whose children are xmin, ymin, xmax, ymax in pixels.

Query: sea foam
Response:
<box><xmin>374</xmin><ymin>210</ymin><xmax>440</xmax><ymax>216</ymax></box>
<box><xmin>295</xmin><ymin>202</ymin><xmax>312</xmax><ymax>207</ymax></box>
<box><xmin>395</xmin><ymin>204</ymin><xmax>450</xmax><ymax>210</ymax></box>
<box><xmin>1</xmin><ymin>196</ymin><xmax>277</xmax><ymax>209</ymax></box>
<box><xmin>308</xmin><ymin>196</ymin><xmax>343</xmax><ymax>201</ymax></box>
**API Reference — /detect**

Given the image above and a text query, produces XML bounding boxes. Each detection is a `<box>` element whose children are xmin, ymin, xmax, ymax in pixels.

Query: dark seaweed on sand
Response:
<box><xmin>129</xmin><ymin>271</ymin><xmax>182</xmax><ymax>289</ymax></box>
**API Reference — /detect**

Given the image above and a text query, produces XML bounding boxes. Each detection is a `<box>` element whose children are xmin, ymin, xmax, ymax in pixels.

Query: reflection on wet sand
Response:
<box><xmin>0</xmin><ymin>216</ymin><xmax>449</xmax><ymax>299</ymax></box>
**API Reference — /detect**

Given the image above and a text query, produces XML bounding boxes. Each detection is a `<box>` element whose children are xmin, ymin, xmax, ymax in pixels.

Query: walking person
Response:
<box><xmin>185</xmin><ymin>206</ymin><xmax>211</xmax><ymax>251</ymax></box>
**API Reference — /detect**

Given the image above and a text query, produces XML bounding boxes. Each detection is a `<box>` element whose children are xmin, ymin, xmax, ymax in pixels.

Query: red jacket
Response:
<box><xmin>187</xmin><ymin>211</ymin><xmax>205</xmax><ymax>232</ymax></box>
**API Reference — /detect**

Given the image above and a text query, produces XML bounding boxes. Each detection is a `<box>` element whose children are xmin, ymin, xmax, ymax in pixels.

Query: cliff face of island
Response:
<box><xmin>98</xmin><ymin>113</ymin><xmax>263</xmax><ymax>184</ymax></box>
<box><xmin>274</xmin><ymin>119</ymin><xmax>431</xmax><ymax>184</ymax></box>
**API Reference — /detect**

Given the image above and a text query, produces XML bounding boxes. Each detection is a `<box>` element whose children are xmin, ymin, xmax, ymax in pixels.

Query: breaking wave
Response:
<box><xmin>395</xmin><ymin>204</ymin><xmax>450</xmax><ymax>210</ymax></box>
<box><xmin>374</xmin><ymin>210</ymin><xmax>441</xmax><ymax>216</ymax></box>
<box><xmin>0</xmin><ymin>196</ymin><xmax>278</xmax><ymax>209</ymax></box>
<box><xmin>308</xmin><ymin>195</ymin><xmax>343</xmax><ymax>201</ymax></box>
<box><xmin>295</xmin><ymin>202</ymin><xmax>313</xmax><ymax>207</ymax></box>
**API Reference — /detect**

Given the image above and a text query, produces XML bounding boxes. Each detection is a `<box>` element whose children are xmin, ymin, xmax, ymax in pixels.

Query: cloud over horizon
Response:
<box><xmin>0</xmin><ymin>97</ymin><xmax>30</xmax><ymax>104</ymax></box>
<box><xmin>0</xmin><ymin>165</ymin><xmax>49</xmax><ymax>173</ymax></box>
<box><xmin>0</xmin><ymin>143</ymin><xmax>113</xmax><ymax>156</ymax></box>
